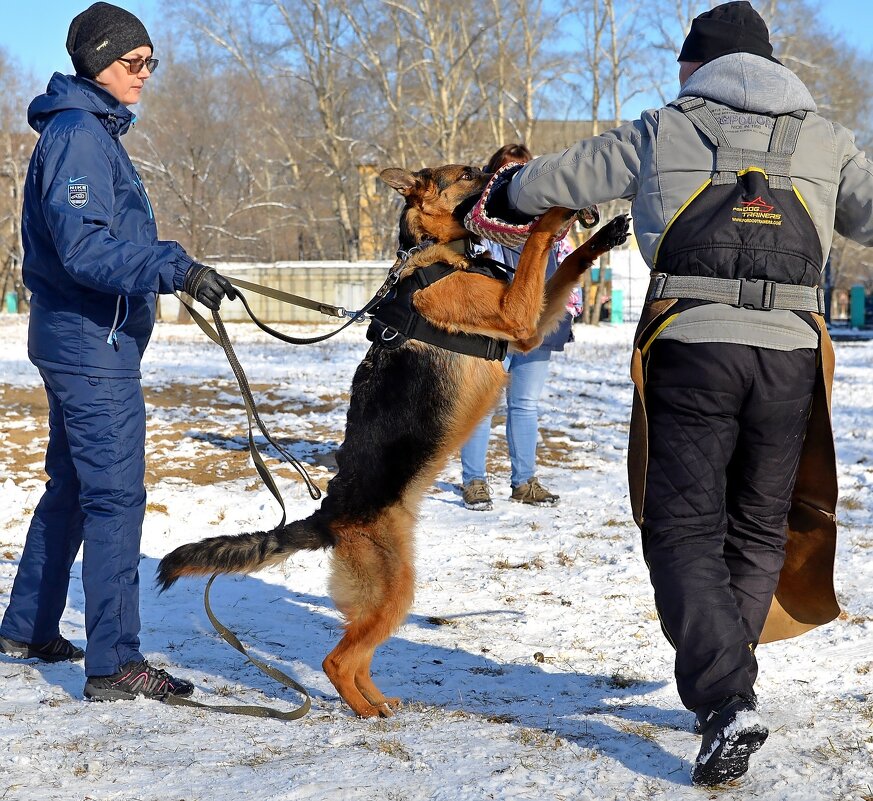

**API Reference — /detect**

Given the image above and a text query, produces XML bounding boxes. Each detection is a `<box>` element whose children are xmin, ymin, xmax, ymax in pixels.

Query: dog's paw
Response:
<box><xmin>586</xmin><ymin>213</ymin><xmax>631</xmax><ymax>255</ymax></box>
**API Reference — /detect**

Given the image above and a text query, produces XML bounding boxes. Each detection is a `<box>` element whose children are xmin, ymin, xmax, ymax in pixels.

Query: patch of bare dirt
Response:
<box><xmin>1</xmin><ymin>381</ymin><xmax>590</xmax><ymax>494</ymax></box>
<box><xmin>0</xmin><ymin>381</ymin><xmax>344</xmax><ymax>489</ymax></box>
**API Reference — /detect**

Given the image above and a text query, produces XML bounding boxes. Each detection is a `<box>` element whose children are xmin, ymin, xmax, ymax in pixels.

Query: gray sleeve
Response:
<box><xmin>507</xmin><ymin>119</ymin><xmax>648</xmax><ymax>216</ymax></box>
<box><xmin>834</xmin><ymin>128</ymin><xmax>873</xmax><ymax>246</ymax></box>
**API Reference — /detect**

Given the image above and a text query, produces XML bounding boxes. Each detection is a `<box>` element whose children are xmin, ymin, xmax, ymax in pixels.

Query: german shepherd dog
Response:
<box><xmin>158</xmin><ymin>164</ymin><xmax>629</xmax><ymax>717</ymax></box>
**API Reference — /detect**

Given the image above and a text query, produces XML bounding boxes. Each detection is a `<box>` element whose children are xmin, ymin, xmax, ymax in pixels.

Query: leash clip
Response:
<box><xmin>341</xmin><ymin>308</ymin><xmax>368</xmax><ymax>322</ymax></box>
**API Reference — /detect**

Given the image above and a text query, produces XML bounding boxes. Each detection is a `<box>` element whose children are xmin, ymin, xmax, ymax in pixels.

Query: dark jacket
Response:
<box><xmin>487</xmin><ymin>241</ymin><xmax>573</xmax><ymax>352</ymax></box>
<box><xmin>22</xmin><ymin>73</ymin><xmax>193</xmax><ymax>377</ymax></box>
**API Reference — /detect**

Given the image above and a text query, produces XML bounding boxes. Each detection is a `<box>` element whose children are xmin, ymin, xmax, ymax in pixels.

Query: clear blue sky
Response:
<box><xmin>2</xmin><ymin>0</ymin><xmax>873</xmax><ymax>119</ymax></box>
<box><xmin>1</xmin><ymin>1</ymin><xmax>161</xmax><ymax>82</ymax></box>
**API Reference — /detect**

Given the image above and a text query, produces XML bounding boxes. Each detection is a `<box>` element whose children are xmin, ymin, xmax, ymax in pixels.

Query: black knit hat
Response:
<box><xmin>66</xmin><ymin>2</ymin><xmax>153</xmax><ymax>78</ymax></box>
<box><xmin>677</xmin><ymin>1</ymin><xmax>779</xmax><ymax>66</ymax></box>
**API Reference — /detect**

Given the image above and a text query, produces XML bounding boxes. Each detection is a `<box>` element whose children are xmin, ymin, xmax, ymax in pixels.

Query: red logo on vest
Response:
<box><xmin>739</xmin><ymin>196</ymin><xmax>775</xmax><ymax>213</ymax></box>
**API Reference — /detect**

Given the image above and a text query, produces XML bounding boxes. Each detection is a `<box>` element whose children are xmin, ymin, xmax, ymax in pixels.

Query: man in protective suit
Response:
<box><xmin>466</xmin><ymin>0</ymin><xmax>869</xmax><ymax>786</ymax></box>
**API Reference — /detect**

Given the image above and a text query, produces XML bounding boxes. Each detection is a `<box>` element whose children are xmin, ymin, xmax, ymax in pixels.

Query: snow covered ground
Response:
<box><xmin>0</xmin><ymin>314</ymin><xmax>870</xmax><ymax>801</ymax></box>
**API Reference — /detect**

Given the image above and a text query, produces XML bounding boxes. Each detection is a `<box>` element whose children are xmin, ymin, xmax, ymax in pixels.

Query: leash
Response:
<box><xmin>175</xmin><ymin>293</ymin><xmax>321</xmax><ymax>508</ymax></box>
<box><xmin>164</xmin><ymin>574</ymin><xmax>311</xmax><ymax>720</ymax></box>
<box><xmin>222</xmin><ymin>267</ymin><xmax>405</xmax><ymax>345</ymax></box>
<box><xmin>174</xmin><ymin>259</ymin><xmax>410</xmax><ymax>508</ymax></box>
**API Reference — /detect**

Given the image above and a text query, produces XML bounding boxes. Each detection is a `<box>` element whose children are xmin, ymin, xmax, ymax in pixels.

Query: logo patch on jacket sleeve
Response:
<box><xmin>67</xmin><ymin>182</ymin><xmax>89</xmax><ymax>209</ymax></box>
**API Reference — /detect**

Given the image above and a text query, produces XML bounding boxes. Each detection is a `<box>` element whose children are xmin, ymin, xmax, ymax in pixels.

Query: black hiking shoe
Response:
<box><xmin>84</xmin><ymin>660</ymin><xmax>194</xmax><ymax>702</ymax></box>
<box><xmin>0</xmin><ymin>634</ymin><xmax>84</xmax><ymax>663</ymax></box>
<box><xmin>691</xmin><ymin>694</ymin><xmax>768</xmax><ymax>786</ymax></box>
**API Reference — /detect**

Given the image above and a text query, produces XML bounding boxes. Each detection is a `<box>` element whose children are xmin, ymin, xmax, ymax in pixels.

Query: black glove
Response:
<box><xmin>182</xmin><ymin>263</ymin><xmax>237</xmax><ymax>311</ymax></box>
<box><xmin>483</xmin><ymin>162</ymin><xmax>538</xmax><ymax>225</ymax></box>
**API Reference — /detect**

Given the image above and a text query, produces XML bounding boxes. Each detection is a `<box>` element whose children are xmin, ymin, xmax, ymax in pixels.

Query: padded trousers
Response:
<box><xmin>641</xmin><ymin>339</ymin><xmax>816</xmax><ymax>710</ymax></box>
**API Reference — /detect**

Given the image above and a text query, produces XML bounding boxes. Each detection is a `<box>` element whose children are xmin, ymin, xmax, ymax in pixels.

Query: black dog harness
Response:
<box><xmin>367</xmin><ymin>259</ymin><xmax>510</xmax><ymax>361</ymax></box>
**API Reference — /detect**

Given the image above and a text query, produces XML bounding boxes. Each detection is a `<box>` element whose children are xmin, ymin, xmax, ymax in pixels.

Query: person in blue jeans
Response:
<box><xmin>461</xmin><ymin>144</ymin><xmax>574</xmax><ymax>511</ymax></box>
<box><xmin>0</xmin><ymin>3</ymin><xmax>234</xmax><ymax>702</ymax></box>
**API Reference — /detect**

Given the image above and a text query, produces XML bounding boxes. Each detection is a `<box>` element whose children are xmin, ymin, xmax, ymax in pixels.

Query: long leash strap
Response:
<box><xmin>228</xmin><ymin>276</ymin><xmax>348</xmax><ymax>318</ymax></box>
<box><xmin>225</xmin><ymin>272</ymin><xmax>400</xmax><ymax>345</ymax></box>
<box><xmin>176</xmin><ymin>292</ymin><xmax>321</xmax><ymax>507</ymax></box>
<box><xmin>165</xmin><ymin>574</ymin><xmax>311</xmax><ymax>720</ymax></box>
<box><xmin>168</xmin><ymin>262</ymin><xmax>404</xmax><ymax>718</ymax></box>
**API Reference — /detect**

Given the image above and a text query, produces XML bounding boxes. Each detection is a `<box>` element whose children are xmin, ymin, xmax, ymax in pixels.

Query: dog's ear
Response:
<box><xmin>380</xmin><ymin>168</ymin><xmax>419</xmax><ymax>196</ymax></box>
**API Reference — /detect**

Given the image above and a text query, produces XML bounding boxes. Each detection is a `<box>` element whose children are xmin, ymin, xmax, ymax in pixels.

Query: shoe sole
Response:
<box><xmin>464</xmin><ymin>501</ymin><xmax>492</xmax><ymax>511</ymax></box>
<box><xmin>510</xmin><ymin>497</ymin><xmax>559</xmax><ymax>507</ymax></box>
<box><xmin>84</xmin><ymin>686</ymin><xmax>146</xmax><ymax>702</ymax></box>
<box><xmin>691</xmin><ymin>724</ymin><xmax>769</xmax><ymax>786</ymax></box>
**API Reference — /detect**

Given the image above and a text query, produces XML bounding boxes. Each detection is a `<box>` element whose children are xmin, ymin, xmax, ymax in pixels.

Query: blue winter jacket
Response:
<box><xmin>22</xmin><ymin>73</ymin><xmax>194</xmax><ymax>377</ymax></box>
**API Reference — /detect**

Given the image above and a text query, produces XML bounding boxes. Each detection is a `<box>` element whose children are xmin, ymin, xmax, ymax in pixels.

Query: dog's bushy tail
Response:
<box><xmin>156</xmin><ymin>517</ymin><xmax>333</xmax><ymax>591</ymax></box>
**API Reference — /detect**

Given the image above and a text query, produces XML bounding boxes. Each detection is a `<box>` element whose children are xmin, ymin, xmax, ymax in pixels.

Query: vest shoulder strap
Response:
<box><xmin>674</xmin><ymin>97</ymin><xmax>807</xmax><ymax>189</ymax></box>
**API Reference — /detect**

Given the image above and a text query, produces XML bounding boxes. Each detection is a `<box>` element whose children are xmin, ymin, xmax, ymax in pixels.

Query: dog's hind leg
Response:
<box><xmin>322</xmin><ymin>508</ymin><xmax>416</xmax><ymax>717</ymax></box>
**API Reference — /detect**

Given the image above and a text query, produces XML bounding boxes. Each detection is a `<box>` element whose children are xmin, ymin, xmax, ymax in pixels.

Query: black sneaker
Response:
<box><xmin>693</xmin><ymin>689</ymin><xmax>757</xmax><ymax>734</ymax></box>
<box><xmin>691</xmin><ymin>694</ymin><xmax>768</xmax><ymax>786</ymax></box>
<box><xmin>0</xmin><ymin>634</ymin><xmax>84</xmax><ymax>663</ymax></box>
<box><xmin>84</xmin><ymin>660</ymin><xmax>195</xmax><ymax>702</ymax></box>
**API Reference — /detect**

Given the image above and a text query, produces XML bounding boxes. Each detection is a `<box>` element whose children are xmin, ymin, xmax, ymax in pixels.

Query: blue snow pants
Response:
<box><xmin>0</xmin><ymin>368</ymin><xmax>147</xmax><ymax>676</ymax></box>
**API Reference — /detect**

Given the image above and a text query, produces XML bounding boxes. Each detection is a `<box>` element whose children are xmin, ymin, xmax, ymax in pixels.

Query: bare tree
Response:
<box><xmin>175</xmin><ymin>0</ymin><xmax>370</xmax><ymax>259</ymax></box>
<box><xmin>0</xmin><ymin>49</ymin><xmax>33</xmax><ymax>311</ymax></box>
<box><xmin>133</xmin><ymin>54</ymin><xmax>296</xmax><ymax>263</ymax></box>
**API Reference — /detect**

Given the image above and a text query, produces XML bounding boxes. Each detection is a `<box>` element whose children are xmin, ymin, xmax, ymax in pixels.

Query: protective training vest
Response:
<box><xmin>646</xmin><ymin>96</ymin><xmax>825</xmax><ymax>315</ymax></box>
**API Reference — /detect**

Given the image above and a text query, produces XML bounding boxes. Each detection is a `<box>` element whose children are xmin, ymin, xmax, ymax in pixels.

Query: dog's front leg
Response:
<box><xmin>499</xmin><ymin>207</ymin><xmax>579</xmax><ymax>343</ymax></box>
<box><xmin>515</xmin><ymin>214</ymin><xmax>632</xmax><ymax>352</ymax></box>
<box><xmin>411</xmin><ymin>208</ymin><xmax>580</xmax><ymax>341</ymax></box>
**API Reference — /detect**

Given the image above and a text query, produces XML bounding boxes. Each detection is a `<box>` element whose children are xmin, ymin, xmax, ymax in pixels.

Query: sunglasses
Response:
<box><xmin>116</xmin><ymin>56</ymin><xmax>159</xmax><ymax>75</ymax></box>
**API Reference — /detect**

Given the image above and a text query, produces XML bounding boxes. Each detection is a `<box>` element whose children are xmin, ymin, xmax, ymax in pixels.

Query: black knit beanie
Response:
<box><xmin>66</xmin><ymin>2</ymin><xmax>153</xmax><ymax>78</ymax></box>
<box><xmin>677</xmin><ymin>1</ymin><xmax>779</xmax><ymax>66</ymax></box>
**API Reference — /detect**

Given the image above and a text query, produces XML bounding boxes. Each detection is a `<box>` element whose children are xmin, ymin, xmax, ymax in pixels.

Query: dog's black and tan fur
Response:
<box><xmin>158</xmin><ymin>164</ymin><xmax>629</xmax><ymax>717</ymax></box>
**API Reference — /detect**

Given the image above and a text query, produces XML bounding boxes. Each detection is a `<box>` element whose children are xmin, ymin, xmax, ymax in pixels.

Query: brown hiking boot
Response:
<box><xmin>510</xmin><ymin>477</ymin><xmax>559</xmax><ymax>506</ymax></box>
<box><xmin>462</xmin><ymin>479</ymin><xmax>493</xmax><ymax>511</ymax></box>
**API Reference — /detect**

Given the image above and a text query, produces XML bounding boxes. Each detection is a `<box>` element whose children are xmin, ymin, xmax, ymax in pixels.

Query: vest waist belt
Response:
<box><xmin>646</xmin><ymin>273</ymin><xmax>825</xmax><ymax>314</ymax></box>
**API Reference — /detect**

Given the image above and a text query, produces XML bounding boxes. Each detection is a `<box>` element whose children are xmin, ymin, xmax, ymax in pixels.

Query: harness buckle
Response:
<box><xmin>647</xmin><ymin>273</ymin><xmax>668</xmax><ymax>302</ymax></box>
<box><xmin>736</xmin><ymin>278</ymin><xmax>775</xmax><ymax>311</ymax></box>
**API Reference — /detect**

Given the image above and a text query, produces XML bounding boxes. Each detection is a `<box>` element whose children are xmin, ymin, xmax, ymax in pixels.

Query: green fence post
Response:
<box><xmin>610</xmin><ymin>289</ymin><xmax>624</xmax><ymax>323</ymax></box>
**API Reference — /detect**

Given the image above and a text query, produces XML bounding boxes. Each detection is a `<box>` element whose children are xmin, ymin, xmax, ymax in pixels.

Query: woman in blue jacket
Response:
<box><xmin>0</xmin><ymin>2</ymin><xmax>234</xmax><ymax>702</ymax></box>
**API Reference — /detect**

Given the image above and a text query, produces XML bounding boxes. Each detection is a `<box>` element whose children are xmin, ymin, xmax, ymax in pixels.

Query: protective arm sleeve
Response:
<box><xmin>507</xmin><ymin>119</ymin><xmax>647</xmax><ymax>216</ymax></box>
<box><xmin>40</xmin><ymin>128</ymin><xmax>193</xmax><ymax>296</ymax></box>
